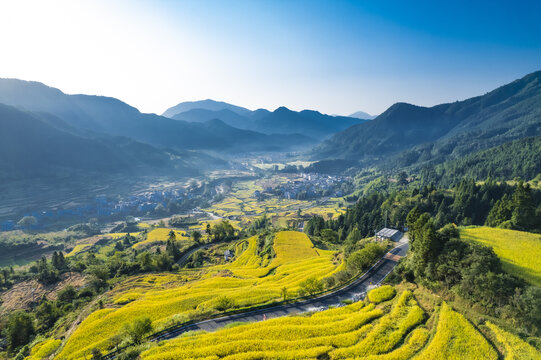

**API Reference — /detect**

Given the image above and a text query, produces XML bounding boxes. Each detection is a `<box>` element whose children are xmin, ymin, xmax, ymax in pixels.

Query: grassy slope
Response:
<box><xmin>461</xmin><ymin>226</ymin><xmax>541</xmax><ymax>287</ymax></box>
<box><xmin>139</xmin><ymin>287</ymin><xmax>540</xmax><ymax>360</ymax></box>
<box><xmin>56</xmin><ymin>231</ymin><xmax>340</xmax><ymax>359</ymax></box>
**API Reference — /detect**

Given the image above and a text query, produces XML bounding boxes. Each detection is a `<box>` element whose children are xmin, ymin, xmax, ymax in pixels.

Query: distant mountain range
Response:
<box><xmin>348</xmin><ymin>110</ymin><xmax>376</xmax><ymax>120</ymax></box>
<box><xmin>162</xmin><ymin>99</ymin><xmax>252</xmax><ymax>118</ymax></box>
<box><xmin>0</xmin><ymin>79</ymin><xmax>316</xmax><ymax>156</ymax></box>
<box><xmin>313</xmin><ymin>70</ymin><xmax>541</xmax><ymax>169</ymax></box>
<box><xmin>164</xmin><ymin>101</ymin><xmax>365</xmax><ymax>140</ymax></box>
<box><xmin>0</xmin><ymin>103</ymin><xmax>209</xmax><ymax>180</ymax></box>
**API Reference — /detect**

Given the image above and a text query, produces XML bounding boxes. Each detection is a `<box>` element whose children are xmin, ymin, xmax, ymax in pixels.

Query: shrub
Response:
<box><xmin>215</xmin><ymin>296</ymin><xmax>236</xmax><ymax>311</ymax></box>
<box><xmin>367</xmin><ymin>285</ymin><xmax>396</xmax><ymax>304</ymax></box>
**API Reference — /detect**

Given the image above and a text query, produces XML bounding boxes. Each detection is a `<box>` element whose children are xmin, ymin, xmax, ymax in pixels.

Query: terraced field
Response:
<box><xmin>140</xmin><ymin>288</ymin><xmax>541</xmax><ymax>360</ymax></box>
<box><xmin>461</xmin><ymin>226</ymin><xmax>541</xmax><ymax>286</ymax></box>
<box><xmin>132</xmin><ymin>228</ymin><xmax>190</xmax><ymax>249</ymax></box>
<box><xmin>203</xmin><ymin>179</ymin><xmax>346</xmax><ymax>224</ymax></box>
<box><xmin>56</xmin><ymin>231</ymin><xmax>341</xmax><ymax>359</ymax></box>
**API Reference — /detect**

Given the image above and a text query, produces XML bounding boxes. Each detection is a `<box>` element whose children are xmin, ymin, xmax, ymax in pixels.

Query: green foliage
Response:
<box><xmin>304</xmin><ymin>215</ymin><xmax>325</xmax><ymax>236</ymax></box>
<box><xmin>165</xmin><ymin>239</ymin><xmax>180</xmax><ymax>261</ymax></box>
<box><xmin>3</xmin><ymin>310</ymin><xmax>35</xmax><ymax>352</ymax></box>
<box><xmin>299</xmin><ymin>276</ymin><xmax>324</xmax><ymax>295</ymax></box>
<box><xmin>123</xmin><ymin>317</ymin><xmax>153</xmax><ymax>344</ymax></box>
<box><xmin>211</xmin><ymin>220</ymin><xmax>236</xmax><ymax>242</ymax></box>
<box><xmin>35</xmin><ymin>300</ymin><xmax>61</xmax><ymax>330</ymax></box>
<box><xmin>347</xmin><ymin>243</ymin><xmax>386</xmax><ymax>274</ymax></box>
<box><xmin>485</xmin><ymin>181</ymin><xmax>540</xmax><ymax>231</ymax></box>
<box><xmin>191</xmin><ymin>230</ymin><xmax>202</xmax><ymax>243</ymax></box>
<box><xmin>418</xmin><ymin>135</ymin><xmax>541</xmax><ymax>187</ymax></box>
<box><xmin>215</xmin><ymin>296</ymin><xmax>236</xmax><ymax>311</ymax></box>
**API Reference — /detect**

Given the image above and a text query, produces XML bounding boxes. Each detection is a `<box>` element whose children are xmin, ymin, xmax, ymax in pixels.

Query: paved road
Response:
<box><xmin>176</xmin><ymin>243</ymin><xmax>210</xmax><ymax>267</ymax></box>
<box><xmin>157</xmin><ymin>237</ymin><xmax>408</xmax><ymax>340</ymax></box>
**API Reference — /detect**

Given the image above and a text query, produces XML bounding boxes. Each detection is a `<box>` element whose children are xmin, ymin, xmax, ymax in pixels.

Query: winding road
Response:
<box><xmin>157</xmin><ymin>236</ymin><xmax>409</xmax><ymax>341</ymax></box>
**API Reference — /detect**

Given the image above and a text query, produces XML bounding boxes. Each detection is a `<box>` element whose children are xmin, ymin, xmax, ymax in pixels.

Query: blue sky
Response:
<box><xmin>0</xmin><ymin>0</ymin><xmax>539</xmax><ymax>115</ymax></box>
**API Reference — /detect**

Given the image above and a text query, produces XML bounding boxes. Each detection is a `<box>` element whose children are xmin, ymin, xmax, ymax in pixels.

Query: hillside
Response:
<box><xmin>0</xmin><ymin>79</ymin><xmax>314</xmax><ymax>153</ymax></box>
<box><xmin>169</xmin><ymin>104</ymin><xmax>364</xmax><ymax>139</ymax></box>
<box><xmin>139</xmin><ymin>288</ymin><xmax>540</xmax><ymax>359</ymax></box>
<box><xmin>461</xmin><ymin>227</ymin><xmax>541</xmax><ymax>287</ymax></box>
<box><xmin>416</xmin><ymin>135</ymin><xmax>541</xmax><ymax>186</ymax></box>
<box><xmin>314</xmin><ymin>70</ymin><xmax>541</xmax><ymax>163</ymax></box>
<box><xmin>56</xmin><ymin>232</ymin><xmax>342</xmax><ymax>359</ymax></box>
<box><xmin>0</xmin><ymin>103</ymin><xmax>203</xmax><ymax>180</ymax></box>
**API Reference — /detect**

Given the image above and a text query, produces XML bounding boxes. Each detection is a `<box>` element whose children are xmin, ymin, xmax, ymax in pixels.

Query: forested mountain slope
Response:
<box><xmin>417</xmin><ymin>135</ymin><xmax>541</xmax><ymax>187</ymax></box>
<box><xmin>0</xmin><ymin>79</ymin><xmax>314</xmax><ymax>153</ymax></box>
<box><xmin>0</xmin><ymin>103</ymin><xmax>202</xmax><ymax>180</ymax></box>
<box><xmin>314</xmin><ymin>70</ymin><xmax>541</xmax><ymax>164</ymax></box>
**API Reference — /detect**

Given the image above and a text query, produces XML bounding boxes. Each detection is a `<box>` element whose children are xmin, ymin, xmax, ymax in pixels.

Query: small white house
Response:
<box><xmin>375</xmin><ymin>228</ymin><xmax>402</xmax><ymax>242</ymax></box>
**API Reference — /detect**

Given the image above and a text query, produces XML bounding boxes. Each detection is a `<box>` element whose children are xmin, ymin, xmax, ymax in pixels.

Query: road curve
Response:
<box><xmin>157</xmin><ymin>238</ymin><xmax>409</xmax><ymax>341</ymax></box>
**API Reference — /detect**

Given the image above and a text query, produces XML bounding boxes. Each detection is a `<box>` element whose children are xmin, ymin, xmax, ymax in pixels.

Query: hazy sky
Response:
<box><xmin>1</xmin><ymin>0</ymin><xmax>540</xmax><ymax>116</ymax></box>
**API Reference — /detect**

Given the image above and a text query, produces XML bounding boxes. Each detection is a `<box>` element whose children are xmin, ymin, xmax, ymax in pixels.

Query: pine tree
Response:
<box><xmin>511</xmin><ymin>181</ymin><xmax>536</xmax><ymax>230</ymax></box>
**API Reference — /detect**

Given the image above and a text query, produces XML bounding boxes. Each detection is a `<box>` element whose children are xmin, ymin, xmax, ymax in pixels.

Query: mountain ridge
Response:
<box><xmin>169</xmin><ymin>103</ymin><xmax>364</xmax><ymax>139</ymax></box>
<box><xmin>313</xmin><ymin>70</ymin><xmax>541</xmax><ymax>165</ymax></box>
<box><xmin>0</xmin><ymin>79</ymin><xmax>315</xmax><ymax>153</ymax></box>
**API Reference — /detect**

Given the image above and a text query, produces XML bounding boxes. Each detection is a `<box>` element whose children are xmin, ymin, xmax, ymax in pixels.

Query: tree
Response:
<box><xmin>215</xmin><ymin>296</ymin><xmax>235</xmax><ymax>311</ymax></box>
<box><xmin>304</xmin><ymin>216</ymin><xmax>325</xmax><ymax>236</ymax></box>
<box><xmin>2</xmin><ymin>268</ymin><xmax>9</xmax><ymax>285</ymax></box>
<box><xmin>107</xmin><ymin>334</ymin><xmax>123</xmax><ymax>352</ymax></box>
<box><xmin>168</xmin><ymin>230</ymin><xmax>176</xmax><ymax>241</ymax></box>
<box><xmin>347</xmin><ymin>243</ymin><xmax>385</xmax><ymax>274</ymax></box>
<box><xmin>211</xmin><ymin>221</ymin><xmax>235</xmax><ymax>242</ymax></box>
<box><xmin>165</xmin><ymin>239</ymin><xmax>181</xmax><ymax>260</ymax></box>
<box><xmin>123</xmin><ymin>317</ymin><xmax>153</xmax><ymax>344</ymax></box>
<box><xmin>511</xmin><ymin>181</ymin><xmax>536</xmax><ymax>230</ymax></box>
<box><xmin>397</xmin><ymin>171</ymin><xmax>408</xmax><ymax>185</ymax></box>
<box><xmin>205</xmin><ymin>224</ymin><xmax>212</xmax><ymax>235</ymax></box>
<box><xmin>406</xmin><ymin>206</ymin><xmax>421</xmax><ymax>232</ymax></box>
<box><xmin>155</xmin><ymin>252</ymin><xmax>173</xmax><ymax>271</ymax></box>
<box><xmin>4</xmin><ymin>310</ymin><xmax>35</xmax><ymax>352</ymax></box>
<box><xmin>57</xmin><ymin>285</ymin><xmax>77</xmax><ymax>303</ymax></box>
<box><xmin>91</xmin><ymin>348</ymin><xmax>103</xmax><ymax>360</ymax></box>
<box><xmin>35</xmin><ymin>300</ymin><xmax>60</xmax><ymax>330</ymax></box>
<box><xmin>299</xmin><ymin>277</ymin><xmax>324</xmax><ymax>295</ymax></box>
<box><xmin>320</xmin><ymin>229</ymin><xmax>339</xmax><ymax>243</ymax></box>
<box><xmin>17</xmin><ymin>216</ymin><xmax>37</xmax><ymax>228</ymax></box>
<box><xmin>51</xmin><ymin>251</ymin><xmax>66</xmax><ymax>270</ymax></box>
<box><xmin>191</xmin><ymin>230</ymin><xmax>202</xmax><ymax>244</ymax></box>
<box><xmin>281</xmin><ymin>287</ymin><xmax>288</xmax><ymax>301</ymax></box>
<box><xmin>137</xmin><ymin>252</ymin><xmax>153</xmax><ymax>272</ymax></box>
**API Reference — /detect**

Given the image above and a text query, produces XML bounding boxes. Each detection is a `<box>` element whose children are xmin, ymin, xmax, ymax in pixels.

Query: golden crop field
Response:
<box><xmin>140</xmin><ymin>288</ymin><xmax>540</xmax><ymax>360</ymax></box>
<box><xmin>486</xmin><ymin>321</ymin><xmax>541</xmax><ymax>359</ymax></box>
<box><xmin>56</xmin><ymin>231</ymin><xmax>341</xmax><ymax>359</ymax></box>
<box><xmin>461</xmin><ymin>226</ymin><xmax>541</xmax><ymax>287</ymax></box>
<box><xmin>367</xmin><ymin>285</ymin><xmax>396</xmax><ymax>304</ymax></box>
<box><xmin>26</xmin><ymin>338</ymin><xmax>61</xmax><ymax>360</ymax></box>
<box><xmin>140</xmin><ymin>290</ymin><xmax>424</xmax><ymax>360</ymax></box>
<box><xmin>65</xmin><ymin>243</ymin><xmax>92</xmax><ymax>257</ymax></box>
<box><xmin>132</xmin><ymin>228</ymin><xmax>190</xmax><ymax>249</ymax></box>
<box><xmin>203</xmin><ymin>178</ymin><xmax>346</xmax><ymax>224</ymax></box>
<box><xmin>415</xmin><ymin>302</ymin><xmax>498</xmax><ymax>360</ymax></box>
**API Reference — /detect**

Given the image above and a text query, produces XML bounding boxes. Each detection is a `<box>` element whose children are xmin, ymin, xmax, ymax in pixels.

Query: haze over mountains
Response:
<box><xmin>1</xmin><ymin>70</ymin><xmax>541</xmax><ymax>183</ymax></box>
<box><xmin>164</xmin><ymin>100</ymin><xmax>365</xmax><ymax>139</ymax></box>
<box><xmin>348</xmin><ymin>110</ymin><xmax>376</xmax><ymax>120</ymax></box>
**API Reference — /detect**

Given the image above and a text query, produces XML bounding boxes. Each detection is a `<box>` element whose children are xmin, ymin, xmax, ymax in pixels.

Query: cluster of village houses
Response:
<box><xmin>254</xmin><ymin>173</ymin><xmax>351</xmax><ymax>200</ymax></box>
<box><xmin>1</xmin><ymin>188</ymin><xmax>188</xmax><ymax>232</ymax></box>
